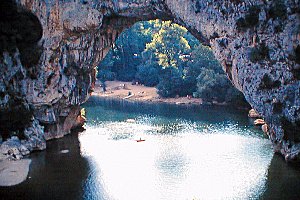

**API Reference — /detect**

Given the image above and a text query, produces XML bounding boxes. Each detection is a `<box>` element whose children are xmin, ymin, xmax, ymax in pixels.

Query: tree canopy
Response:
<box><xmin>145</xmin><ymin>20</ymin><xmax>191</xmax><ymax>68</ymax></box>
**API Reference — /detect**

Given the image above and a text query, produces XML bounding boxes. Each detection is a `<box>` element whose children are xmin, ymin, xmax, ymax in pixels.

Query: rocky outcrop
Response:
<box><xmin>0</xmin><ymin>0</ymin><xmax>299</xmax><ymax>161</ymax></box>
<box><xmin>248</xmin><ymin>109</ymin><xmax>261</xmax><ymax>118</ymax></box>
<box><xmin>0</xmin><ymin>136</ymin><xmax>30</xmax><ymax>160</ymax></box>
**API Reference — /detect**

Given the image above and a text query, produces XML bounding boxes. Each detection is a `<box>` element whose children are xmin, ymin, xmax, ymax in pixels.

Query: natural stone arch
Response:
<box><xmin>0</xmin><ymin>0</ymin><xmax>299</xmax><ymax>161</ymax></box>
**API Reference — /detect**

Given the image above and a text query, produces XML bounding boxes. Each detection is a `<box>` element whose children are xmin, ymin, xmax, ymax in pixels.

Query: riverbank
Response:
<box><xmin>92</xmin><ymin>81</ymin><xmax>227</xmax><ymax>106</ymax></box>
<box><xmin>0</xmin><ymin>136</ymin><xmax>32</xmax><ymax>186</ymax></box>
<box><xmin>0</xmin><ymin>159</ymin><xmax>31</xmax><ymax>186</ymax></box>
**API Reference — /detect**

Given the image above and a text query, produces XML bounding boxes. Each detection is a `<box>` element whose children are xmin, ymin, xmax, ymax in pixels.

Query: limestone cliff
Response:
<box><xmin>0</xmin><ymin>0</ymin><xmax>299</xmax><ymax>161</ymax></box>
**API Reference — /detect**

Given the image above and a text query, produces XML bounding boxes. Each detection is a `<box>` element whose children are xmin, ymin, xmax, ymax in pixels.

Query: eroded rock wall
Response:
<box><xmin>0</xmin><ymin>0</ymin><xmax>299</xmax><ymax>161</ymax></box>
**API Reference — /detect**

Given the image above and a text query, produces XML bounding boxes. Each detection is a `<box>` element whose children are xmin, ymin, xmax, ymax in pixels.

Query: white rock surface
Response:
<box><xmin>0</xmin><ymin>159</ymin><xmax>31</xmax><ymax>186</ymax></box>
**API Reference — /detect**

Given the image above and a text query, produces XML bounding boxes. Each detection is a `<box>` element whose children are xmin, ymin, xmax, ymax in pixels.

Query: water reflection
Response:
<box><xmin>80</xmin><ymin>99</ymin><xmax>274</xmax><ymax>200</ymax></box>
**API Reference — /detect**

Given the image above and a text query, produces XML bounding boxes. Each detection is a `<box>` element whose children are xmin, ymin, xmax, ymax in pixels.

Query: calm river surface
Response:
<box><xmin>1</xmin><ymin>96</ymin><xmax>300</xmax><ymax>200</ymax></box>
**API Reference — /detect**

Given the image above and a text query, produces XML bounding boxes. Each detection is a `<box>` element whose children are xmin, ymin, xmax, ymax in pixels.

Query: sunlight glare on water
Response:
<box><xmin>79</xmin><ymin>115</ymin><xmax>273</xmax><ymax>200</ymax></box>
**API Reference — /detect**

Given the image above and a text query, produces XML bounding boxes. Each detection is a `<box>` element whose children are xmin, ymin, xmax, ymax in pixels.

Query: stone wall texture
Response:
<box><xmin>0</xmin><ymin>0</ymin><xmax>299</xmax><ymax>161</ymax></box>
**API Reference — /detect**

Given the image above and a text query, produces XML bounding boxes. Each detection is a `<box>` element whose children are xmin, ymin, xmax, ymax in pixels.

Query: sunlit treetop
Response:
<box><xmin>145</xmin><ymin>20</ymin><xmax>192</xmax><ymax>68</ymax></box>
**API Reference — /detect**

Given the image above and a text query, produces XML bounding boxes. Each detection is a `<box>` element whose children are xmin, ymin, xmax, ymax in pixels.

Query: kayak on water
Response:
<box><xmin>136</xmin><ymin>138</ymin><xmax>145</xmax><ymax>142</ymax></box>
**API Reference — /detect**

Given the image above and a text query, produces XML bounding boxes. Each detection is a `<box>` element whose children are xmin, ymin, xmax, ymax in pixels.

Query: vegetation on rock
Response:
<box><xmin>268</xmin><ymin>0</ymin><xmax>287</xmax><ymax>20</ymax></box>
<box><xmin>236</xmin><ymin>5</ymin><xmax>260</xmax><ymax>31</ymax></box>
<box><xmin>249</xmin><ymin>43</ymin><xmax>270</xmax><ymax>63</ymax></box>
<box><xmin>259</xmin><ymin>74</ymin><xmax>281</xmax><ymax>90</ymax></box>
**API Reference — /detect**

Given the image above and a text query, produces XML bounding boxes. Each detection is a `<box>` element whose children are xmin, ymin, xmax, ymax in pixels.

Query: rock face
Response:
<box><xmin>0</xmin><ymin>0</ymin><xmax>299</xmax><ymax>161</ymax></box>
<box><xmin>0</xmin><ymin>136</ymin><xmax>30</xmax><ymax>160</ymax></box>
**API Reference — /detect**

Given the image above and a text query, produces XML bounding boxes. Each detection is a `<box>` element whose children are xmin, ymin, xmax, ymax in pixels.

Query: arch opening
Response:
<box><xmin>96</xmin><ymin>19</ymin><xmax>249</xmax><ymax>108</ymax></box>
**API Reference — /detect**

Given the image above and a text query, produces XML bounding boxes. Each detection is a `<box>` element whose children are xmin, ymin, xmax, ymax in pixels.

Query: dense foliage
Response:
<box><xmin>98</xmin><ymin>20</ymin><xmax>248</xmax><ymax>106</ymax></box>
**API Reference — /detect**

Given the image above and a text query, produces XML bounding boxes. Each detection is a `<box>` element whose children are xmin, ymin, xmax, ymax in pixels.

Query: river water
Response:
<box><xmin>1</xmin><ymin>96</ymin><xmax>300</xmax><ymax>200</ymax></box>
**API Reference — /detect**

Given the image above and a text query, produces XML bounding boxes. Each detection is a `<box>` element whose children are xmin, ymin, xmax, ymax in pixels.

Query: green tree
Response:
<box><xmin>135</xmin><ymin>63</ymin><xmax>160</xmax><ymax>87</ymax></box>
<box><xmin>98</xmin><ymin>21</ymin><xmax>156</xmax><ymax>81</ymax></box>
<box><xmin>144</xmin><ymin>21</ymin><xmax>191</xmax><ymax>68</ymax></box>
<box><xmin>157</xmin><ymin>67</ymin><xmax>184</xmax><ymax>97</ymax></box>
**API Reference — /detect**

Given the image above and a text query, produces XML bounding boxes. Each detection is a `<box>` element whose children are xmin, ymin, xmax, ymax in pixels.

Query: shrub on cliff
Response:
<box><xmin>259</xmin><ymin>74</ymin><xmax>281</xmax><ymax>90</ymax></box>
<box><xmin>268</xmin><ymin>0</ymin><xmax>287</xmax><ymax>20</ymax></box>
<box><xmin>249</xmin><ymin>43</ymin><xmax>269</xmax><ymax>63</ymax></box>
<box><xmin>237</xmin><ymin>5</ymin><xmax>260</xmax><ymax>31</ymax></box>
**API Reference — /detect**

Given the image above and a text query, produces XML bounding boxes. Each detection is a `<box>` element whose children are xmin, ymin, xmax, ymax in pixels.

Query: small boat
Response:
<box><xmin>136</xmin><ymin>138</ymin><xmax>145</xmax><ymax>142</ymax></box>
